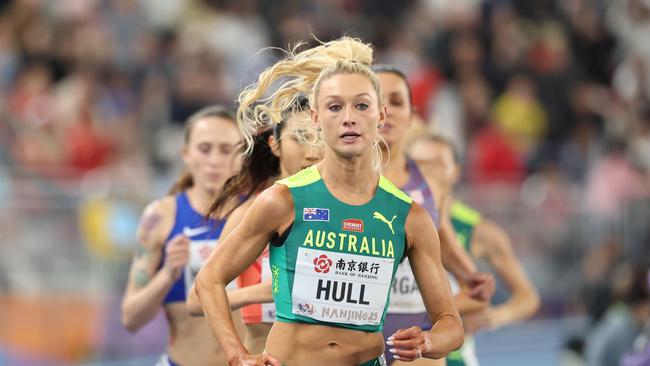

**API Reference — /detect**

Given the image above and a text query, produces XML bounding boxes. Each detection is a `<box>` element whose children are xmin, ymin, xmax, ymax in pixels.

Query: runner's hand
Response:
<box><xmin>387</xmin><ymin>326</ymin><xmax>429</xmax><ymax>362</ymax></box>
<box><xmin>234</xmin><ymin>353</ymin><xmax>281</xmax><ymax>366</ymax></box>
<box><xmin>465</xmin><ymin>271</ymin><xmax>495</xmax><ymax>302</ymax></box>
<box><xmin>462</xmin><ymin>308</ymin><xmax>491</xmax><ymax>334</ymax></box>
<box><xmin>162</xmin><ymin>234</ymin><xmax>190</xmax><ymax>281</ymax></box>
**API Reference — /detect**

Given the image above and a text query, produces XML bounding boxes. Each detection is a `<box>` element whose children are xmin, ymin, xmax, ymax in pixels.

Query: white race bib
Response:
<box><xmin>291</xmin><ymin>248</ymin><xmax>394</xmax><ymax>326</ymax></box>
<box><xmin>387</xmin><ymin>259</ymin><xmax>426</xmax><ymax>314</ymax></box>
<box><xmin>261</xmin><ymin>256</ymin><xmax>276</xmax><ymax>323</ymax></box>
<box><xmin>184</xmin><ymin>239</ymin><xmax>236</xmax><ymax>298</ymax></box>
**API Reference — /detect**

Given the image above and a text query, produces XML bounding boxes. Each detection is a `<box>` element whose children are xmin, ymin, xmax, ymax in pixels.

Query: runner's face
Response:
<box><xmin>313</xmin><ymin>73</ymin><xmax>385</xmax><ymax>159</ymax></box>
<box><xmin>182</xmin><ymin>117</ymin><xmax>240</xmax><ymax>195</ymax></box>
<box><xmin>410</xmin><ymin>139</ymin><xmax>458</xmax><ymax>184</ymax></box>
<box><xmin>377</xmin><ymin>72</ymin><xmax>412</xmax><ymax>148</ymax></box>
<box><xmin>270</xmin><ymin>111</ymin><xmax>323</xmax><ymax>177</ymax></box>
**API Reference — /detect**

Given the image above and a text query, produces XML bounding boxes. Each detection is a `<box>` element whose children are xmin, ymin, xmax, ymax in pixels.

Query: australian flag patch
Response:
<box><xmin>303</xmin><ymin>208</ymin><xmax>329</xmax><ymax>222</ymax></box>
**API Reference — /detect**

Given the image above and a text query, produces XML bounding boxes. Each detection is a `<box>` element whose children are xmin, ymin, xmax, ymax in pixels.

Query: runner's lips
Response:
<box><xmin>206</xmin><ymin>172</ymin><xmax>221</xmax><ymax>180</ymax></box>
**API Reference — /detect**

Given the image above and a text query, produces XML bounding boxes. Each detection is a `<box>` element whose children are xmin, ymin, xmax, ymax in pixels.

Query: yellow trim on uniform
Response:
<box><xmin>379</xmin><ymin>176</ymin><xmax>413</xmax><ymax>204</ymax></box>
<box><xmin>277</xmin><ymin>166</ymin><xmax>321</xmax><ymax>188</ymax></box>
<box><xmin>278</xmin><ymin>167</ymin><xmax>413</xmax><ymax>206</ymax></box>
<box><xmin>451</xmin><ymin>201</ymin><xmax>481</xmax><ymax>225</ymax></box>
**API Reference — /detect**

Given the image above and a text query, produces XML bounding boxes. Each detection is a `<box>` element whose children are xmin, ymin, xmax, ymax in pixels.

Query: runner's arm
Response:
<box><xmin>406</xmin><ymin>203</ymin><xmax>464</xmax><ymax>359</ymax></box>
<box><xmin>187</xmin><ymin>281</ymin><xmax>274</xmax><ymax>316</ymax></box>
<box><xmin>122</xmin><ymin>198</ymin><xmax>177</xmax><ymax>332</ymax></box>
<box><xmin>195</xmin><ymin>184</ymin><xmax>292</xmax><ymax>364</ymax></box>
<box><xmin>438</xmin><ymin>217</ymin><xmax>477</xmax><ymax>281</ymax></box>
<box><xmin>473</xmin><ymin>220</ymin><xmax>540</xmax><ymax>327</ymax></box>
<box><xmin>187</xmin><ymin>284</ymin><xmax>202</xmax><ymax>315</ymax></box>
<box><xmin>186</xmin><ymin>199</ymin><xmax>262</xmax><ymax>316</ymax></box>
<box><xmin>228</xmin><ymin>280</ymin><xmax>274</xmax><ymax>310</ymax></box>
<box><xmin>425</xmin><ymin>176</ymin><xmax>488</xmax><ymax>313</ymax></box>
<box><xmin>453</xmin><ymin>289</ymin><xmax>489</xmax><ymax>315</ymax></box>
<box><xmin>418</xmin><ymin>161</ymin><xmax>494</xmax><ymax>301</ymax></box>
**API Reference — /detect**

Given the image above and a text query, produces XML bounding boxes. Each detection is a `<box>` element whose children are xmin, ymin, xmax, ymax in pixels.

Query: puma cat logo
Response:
<box><xmin>373</xmin><ymin>211</ymin><xmax>397</xmax><ymax>235</ymax></box>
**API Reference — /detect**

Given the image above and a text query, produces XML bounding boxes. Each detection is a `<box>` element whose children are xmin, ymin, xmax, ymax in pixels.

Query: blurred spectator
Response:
<box><xmin>528</xmin><ymin>22</ymin><xmax>576</xmax><ymax>142</ymax></box>
<box><xmin>0</xmin><ymin>0</ymin><xmax>643</xmax><ymax>189</ymax></box>
<box><xmin>181</xmin><ymin>0</ymin><xmax>271</xmax><ymax>95</ymax></box>
<box><xmin>607</xmin><ymin>0</ymin><xmax>650</xmax><ymax>64</ymax></box>
<box><xmin>558</xmin><ymin>119</ymin><xmax>603</xmax><ymax>184</ymax></box>
<box><xmin>430</xmin><ymin>73</ymin><xmax>492</xmax><ymax>162</ymax></box>
<box><xmin>584</xmin><ymin>141</ymin><xmax>648</xmax><ymax>221</ymax></box>
<box><xmin>630</xmin><ymin>106</ymin><xmax>650</xmax><ymax>173</ymax></box>
<box><xmin>421</xmin><ymin>0</ymin><xmax>481</xmax><ymax>29</ymax></box>
<box><xmin>466</xmin><ymin>124</ymin><xmax>526</xmax><ymax>184</ymax></box>
<box><xmin>169</xmin><ymin>45</ymin><xmax>228</xmax><ymax>123</ymax></box>
<box><xmin>612</xmin><ymin>54</ymin><xmax>650</xmax><ymax>106</ymax></box>
<box><xmin>558</xmin><ymin>80</ymin><xmax>609</xmax><ymax>183</ymax></box>
<box><xmin>105</xmin><ymin>0</ymin><xmax>152</xmax><ymax>71</ymax></box>
<box><xmin>492</xmin><ymin>73</ymin><xmax>548</xmax><ymax>156</ymax></box>
<box><xmin>581</xmin><ymin>238</ymin><xmax>625</xmax><ymax>325</ymax></box>
<box><xmin>621</xmin><ymin>322</ymin><xmax>650</xmax><ymax>366</ymax></box>
<box><xmin>562</xmin><ymin>0</ymin><xmax>616</xmax><ymax>85</ymax></box>
<box><xmin>64</xmin><ymin>117</ymin><xmax>113</xmax><ymax>174</ymax></box>
<box><xmin>585</xmin><ymin>265</ymin><xmax>650</xmax><ymax>366</ymax></box>
<box><xmin>0</xmin><ymin>19</ymin><xmax>17</xmax><ymax>91</ymax></box>
<box><xmin>7</xmin><ymin>61</ymin><xmax>55</xmax><ymax>127</ymax></box>
<box><xmin>484</xmin><ymin>5</ymin><xmax>529</xmax><ymax>96</ymax></box>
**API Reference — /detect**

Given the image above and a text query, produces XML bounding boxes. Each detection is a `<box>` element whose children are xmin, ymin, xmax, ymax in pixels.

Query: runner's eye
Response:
<box><xmin>219</xmin><ymin>144</ymin><xmax>235</xmax><ymax>154</ymax></box>
<box><xmin>198</xmin><ymin>143</ymin><xmax>211</xmax><ymax>154</ymax></box>
<box><xmin>328</xmin><ymin>104</ymin><xmax>342</xmax><ymax>112</ymax></box>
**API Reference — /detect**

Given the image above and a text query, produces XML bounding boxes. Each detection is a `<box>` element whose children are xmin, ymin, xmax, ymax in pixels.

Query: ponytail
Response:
<box><xmin>207</xmin><ymin>130</ymin><xmax>279</xmax><ymax>218</ymax></box>
<box><xmin>168</xmin><ymin>170</ymin><xmax>194</xmax><ymax>195</ymax></box>
<box><xmin>207</xmin><ymin>95</ymin><xmax>312</xmax><ymax>217</ymax></box>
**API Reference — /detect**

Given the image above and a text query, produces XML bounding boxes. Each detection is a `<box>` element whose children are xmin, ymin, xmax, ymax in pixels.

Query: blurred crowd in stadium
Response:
<box><xmin>0</xmin><ymin>0</ymin><xmax>648</xmax><ymax>365</ymax></box>
<box><xmin>2</xmin><ymin>0</ymin><xmax>650</xmax><ymax>188</ymax></box>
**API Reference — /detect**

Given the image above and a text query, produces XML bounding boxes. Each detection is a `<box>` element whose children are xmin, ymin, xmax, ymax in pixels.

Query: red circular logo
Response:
<box><xmin>199</xmin><ymin>245</ymin><xmax>213</xmax><ymax>261</ymax></box>
<box><xmin>313</xmin><ymin>254</ymin><xmax>333</xmax><ymax>273</ymax></box>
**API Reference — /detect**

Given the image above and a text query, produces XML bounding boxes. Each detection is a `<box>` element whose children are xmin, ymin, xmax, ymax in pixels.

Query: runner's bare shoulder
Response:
<box><xmin>137</xmin><ymin>195</ymin><xmax>176</xmax><ymax>248</ymax></box>
<box><xmin>246</xmin><ymin>184</ymin><xmax>295</xmax><ymax>230</ymax></box>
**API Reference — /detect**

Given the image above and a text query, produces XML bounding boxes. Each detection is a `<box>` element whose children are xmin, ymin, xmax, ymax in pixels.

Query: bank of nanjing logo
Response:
<box><xmin>303</xmin><ymin>208</ymin><xmax>329</xmax><ymax>222</ymax></box>
<box><xmin>297</xmin><ymin>302</ymin><xmax>314</xmax><ymax>315</ymax></box>
<box><xmin>313</xmin><ymin>254</ymin><xmax>333</xmax><ymax>273</ymax></box>
<box><xmin>373</xmin><ymin>211</ymin><xmax>397</xmax><ymax>235</ymax></box>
